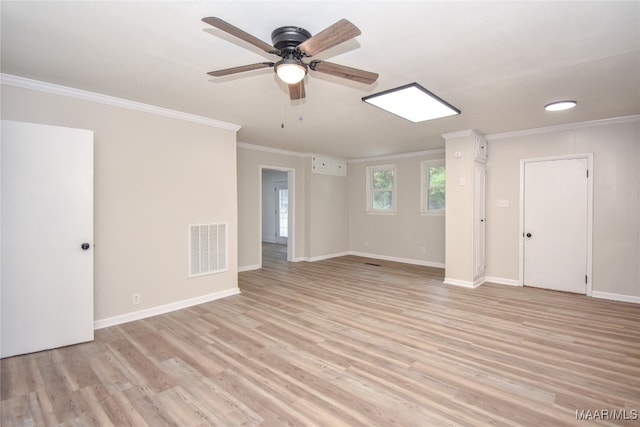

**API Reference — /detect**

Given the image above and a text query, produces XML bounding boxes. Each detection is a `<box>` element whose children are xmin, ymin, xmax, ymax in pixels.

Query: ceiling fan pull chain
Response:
<box><xmin>298</xmin><ymin>84</ymin><xmax>304</xmax><ymax>122</ymax></box>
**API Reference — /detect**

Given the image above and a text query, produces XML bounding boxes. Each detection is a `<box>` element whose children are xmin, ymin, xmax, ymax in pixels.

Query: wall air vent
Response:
<box><xmin>189</xmin><ymin>223</ymin><xmax>227</xmax><ymax>277</ymax></box>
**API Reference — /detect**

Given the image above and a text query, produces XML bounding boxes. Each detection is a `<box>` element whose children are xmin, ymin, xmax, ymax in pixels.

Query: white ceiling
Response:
<box><xmin>1</xmin><ymin>1</ymin><xmax>638</xmax><ymax>159</ymax></box>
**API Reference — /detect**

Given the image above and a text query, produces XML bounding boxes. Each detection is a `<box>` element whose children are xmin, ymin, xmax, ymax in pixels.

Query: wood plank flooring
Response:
<box><xmin>2</xmin><ymin>244</ymin><xmax>640</xmax><ymax>426</ymax></box>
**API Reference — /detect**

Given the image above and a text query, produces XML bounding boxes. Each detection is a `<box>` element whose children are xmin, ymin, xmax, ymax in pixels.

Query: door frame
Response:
<box><xmin>259</xmin><ymin>165</ymin><xmax>295</xmax><ymax>265</ymax></box>
<box><xmin>519</xmin><ymin>153</ymin><xmax>593</xmax><ymax>295</ymax></box>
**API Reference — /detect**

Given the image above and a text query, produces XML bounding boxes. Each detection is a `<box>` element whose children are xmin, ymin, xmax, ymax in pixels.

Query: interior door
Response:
<box><xmin>1</xmin><ymin>120</ymin><xmax>94</xmax><ymax>358</ymax></box>
<box><xmin>474</xmin><ymin>161</ymin><xmax>486</xmax><ymax>280</ymax></box>
<box><xmin>523</xmin><ymin>157</ymin><xmax>588</xmax><ymax>293</ymax></box>
<box><xmin>275</xmin><ymin>181</ymin><xmax>288</xmax><ymax>245</ymax></box>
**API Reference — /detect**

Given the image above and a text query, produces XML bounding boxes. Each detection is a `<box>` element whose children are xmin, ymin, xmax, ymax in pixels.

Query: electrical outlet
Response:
<box><xmin>132</xmin><ymin>293</ymin><xmax>141</xmax><ymax>305</ymax></box>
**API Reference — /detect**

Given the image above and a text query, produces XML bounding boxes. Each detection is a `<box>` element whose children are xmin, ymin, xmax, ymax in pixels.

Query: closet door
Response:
<box><xmin>1</xmin><ymin>120</ymin><xmax>94</xmax><ymax>357</ymax></box>
<box><xmin>523</xmin><ymin>157</ymin><xmax>588</xmax><ymax>293</ymax></box>
<box><xmin>474</xmin><ymin>161</ymin><xmax>486</xmax><ymax>281</ymax></box>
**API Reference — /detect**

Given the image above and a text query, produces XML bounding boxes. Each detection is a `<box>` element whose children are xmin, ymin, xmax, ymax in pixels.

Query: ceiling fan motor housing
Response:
<box><xmin>271</xmin><ymin>26</ymin><xmax>312</xmax><ymax>54</ymax></box>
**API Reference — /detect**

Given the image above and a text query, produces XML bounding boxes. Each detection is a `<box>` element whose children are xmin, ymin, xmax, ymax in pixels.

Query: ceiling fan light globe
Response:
<box><xmin>276</xmin><ymin>62</ymin><xmax>307</xmax><ymax>84</ymax></box>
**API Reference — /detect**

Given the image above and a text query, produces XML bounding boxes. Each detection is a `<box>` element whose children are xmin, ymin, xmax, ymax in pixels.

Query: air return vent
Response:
<box><xmin>189</xmin><ymin>223</ymin><xmax>227</xmax><ymax>277</ymax></box>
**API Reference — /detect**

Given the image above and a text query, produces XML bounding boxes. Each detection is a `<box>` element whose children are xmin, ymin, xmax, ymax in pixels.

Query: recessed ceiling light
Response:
<box><xmin>544</xmin><ymin>100</ymin><xmax>577</xmax><ymax>111</ymax></box>
<box><xmin>362</xmin><ymin>83</ymin><xmax>461</xmax><ymax>123</ymax></box>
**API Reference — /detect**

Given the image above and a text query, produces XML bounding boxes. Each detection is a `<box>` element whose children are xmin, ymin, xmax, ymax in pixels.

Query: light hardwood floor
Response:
<box><xmin>2</xmin><ymin>244</ymin><xmax>639</xmax><ymax>426</ymax></box>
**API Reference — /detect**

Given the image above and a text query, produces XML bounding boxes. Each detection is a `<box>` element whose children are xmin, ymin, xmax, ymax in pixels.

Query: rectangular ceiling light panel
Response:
<box><xmin>362</xmin><ymin>83</ymin><xmax>460</xmax><ymax>123</ymax></box>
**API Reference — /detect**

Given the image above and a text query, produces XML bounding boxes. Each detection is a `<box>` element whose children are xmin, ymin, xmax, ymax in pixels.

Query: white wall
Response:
<box><xmin>348</xmin><ymin>151</ymin><xmax>446</xmax><ymax>267</ymax></box>
<box><xmin>1</xmin><ymin>83</ymin><xmax>240</xmax><ymax>323</ymax></box>
<box><xmin>485</xmin><ymin>118</ymin><xmax>640</xmax><ymax>298</ymax></box>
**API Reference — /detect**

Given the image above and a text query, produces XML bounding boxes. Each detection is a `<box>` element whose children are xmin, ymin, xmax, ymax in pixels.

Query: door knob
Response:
<box><xmin>81</xmin><ymin>243</ymin><xmax>91</xmax><ymax>250</ymax></box>
<box><xmin>526</xmin><ymin>233</ymin><xmax>532</xmax><ymax>238</ymax></box>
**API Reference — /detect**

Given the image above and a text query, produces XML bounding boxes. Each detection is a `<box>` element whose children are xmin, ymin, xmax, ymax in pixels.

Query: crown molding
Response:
<box><xmin>486</xmin><ymin>115</ymin><xmax>640</xmax><ymax>141</ymax></box>
<box><xmin>237</xmin><ymin>140</ymin><xmax>444</xmax><ymax>163</ymax></box>
<box><xmin>441</xmin><ymin>129</ymin><xmax>480</xmax><ymax>140</ymax></box>
<box><xmin>0</xmin><ymin>73</ymin><xmax>242</xmax><ymax>132</ymax></box>
<box><xmin>236</xmin><ymin>141</ymin><xmax>310</xmax><ymax>158</ymax></box>
<box><xmin>348</xmin><ymin>147</ymin><xmax>445</xmax><ymax>164</ymax></box>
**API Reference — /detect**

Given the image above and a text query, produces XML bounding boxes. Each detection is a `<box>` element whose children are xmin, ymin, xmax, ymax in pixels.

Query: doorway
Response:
<box><xmin>260</xmin><ymin>167</ymin><xmax>294</xmax><ymax>266</ymax></box>
<box><xmin>520</xmin><ymin>154</ymin><xmax>593</xmax><ymax>294</ymax></box>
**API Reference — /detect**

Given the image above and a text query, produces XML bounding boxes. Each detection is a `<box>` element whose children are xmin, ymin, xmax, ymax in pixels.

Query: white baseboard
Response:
<box><xmin>443</xmin><ymin>278</ymin><xmax>482</xmax><ymax>288</ymax></box>
<box><xmin>304</xmin><ymin>251</ymin><xmax>352</xmax><ymax>262</ymax></box>
<box><xmin>238</xmin><ymin>264</ymin><xmax>261</xmax><ymax>272</ymax></box>
<box><xmin>94</xmin><ymin>287</ymin><xmax>241</xmax><ymax>330</ymax></box>
<box><xmin>350</xmin><ymin>251</ymin><xmax>445</xmax><ymax>269</ymax></box>
<box><xmin>485</xmin><ymin>276</ymin><xmax>521</xmax><ymax>286</ymax></box>
<box><xmin>591</xmin><ymin>291</ymin><xmax>640</xmax><ymax>304</ymax></box>
<box><xmin>277</xmin><ymin>249</ymin><xmax>445</xmax><ymax>268</ymax></box>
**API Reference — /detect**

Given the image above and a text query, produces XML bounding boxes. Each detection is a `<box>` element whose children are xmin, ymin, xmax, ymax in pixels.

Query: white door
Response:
<box><xmin>474</xmin><ymin>161</ymin><xmax>486</xmax><ymax>281</ymax></box>
<box><xmin>275</xmin><ymin>181</ymin><xmax>288</xmax><ymax>245</ymax></box>
<box><xmin>1</xmin><ymin>120</ymin><xmax>94</xmax><ymax>358</ymax></box>
<box><xmin>523</xmin><ymin>157</ymin><xmax>588</xmax><ymax>293</ymax></box>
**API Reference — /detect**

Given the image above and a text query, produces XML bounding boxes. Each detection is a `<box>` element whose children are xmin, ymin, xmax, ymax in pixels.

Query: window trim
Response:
<box><xmin>366</xmin><ymin>164</ymin><xmax>397</xmax><ymax>214</ymax></box>
<box><xmin>421</xmin><ymin>160</ymin><xmax>446</xmax><ymax>215</ymax></box>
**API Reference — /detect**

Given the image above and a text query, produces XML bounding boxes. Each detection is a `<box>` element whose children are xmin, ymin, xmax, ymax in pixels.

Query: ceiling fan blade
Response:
<box><xmin>289</xmin><ymin>80</ymin><xmax>306</xmax><ymax>100</ymax></box>
<box><xmin>297</xmin><ymin>19</ymin><xmax>361</xmax><ymax>57</ymax></box>
<box><xmin>207</xmin><ymin>62</ymin><xmax>274</xmax><ymax>77</ymax></box>
<box><xmin>310</xmin><ymin>60</ymin><xmax>378</xmax><ymax>84</ymax></box>
<box><xmin>202</xmin><ymin>17</ymin><xmax>279</xmax><ymax>55</ymax></box>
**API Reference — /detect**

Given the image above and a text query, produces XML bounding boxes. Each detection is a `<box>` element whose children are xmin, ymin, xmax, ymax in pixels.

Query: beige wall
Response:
<box><xmin>444</xmin><ymin>135</ymin><xmax>476</xmax><ymax>283</ymax></box>
<box><xmin>485</xmin><ymin>119</ymin><xmax>640</xmax><ymax>297</ymax></box>
<box><xmin>307</xmin><ymin>172</ymin><xmax>350</xmax><ymax>259</ymax></box>
<box><xmin>237</xmin><ymin>146</ymin><xmax>351</xmax><ymax>265</ymax></box>
<box><xmin>348</xmin><ymin>152</ymin><xmax>446</xmax><ymax>266</ymax></box>
<box><xmin>237</xmin><ymin>146</ymin><xmax>307</xmax><ymax>267</ymax></box>
<box><xmin>241</xmin><ymin>146</ymin><xmax>446</xmax><ymax>267</ymax></box>
<box><xmin>1</xmin><ymin>84</ymin><xmax>239</xmax><ymax>322</ymax></box>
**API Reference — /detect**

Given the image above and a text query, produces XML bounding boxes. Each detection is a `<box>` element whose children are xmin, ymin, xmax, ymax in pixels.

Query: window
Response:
<box><xmin>421</xmin><ymin>161</ymin><xmax>446</xmax><ymax>214</ymax></box>
<box><xmin>277</xmin><ymin>185</ymin><xmax>288</xmax><ymax>238</ymax></box>
<box><xmin>366</xmin><ymin>164</ymin><xmax>396</xmax><ymax>213</ymax></box>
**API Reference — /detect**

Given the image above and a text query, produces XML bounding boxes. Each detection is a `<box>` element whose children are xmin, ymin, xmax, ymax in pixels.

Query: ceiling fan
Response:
<box><xmin>202</xmin><ymin>17</ymin><xmax>379</xmax><ymax>100</ymax></box>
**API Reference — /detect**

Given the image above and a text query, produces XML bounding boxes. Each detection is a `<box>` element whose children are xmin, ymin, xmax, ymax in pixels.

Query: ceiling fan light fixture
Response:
<box><xmin>362</xmin><ymin>83</ymin><xmax>461</xmax><ymax>123</ymax></box>
<box><xmin>544</xmin><ymin>100</ymin><xmax>577</xmax><ymax>111</ymax></box>
<box><xmin>275</xmin><ymin>59</ymin><xmax>307</xmax><ymax>84</ymax></box>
